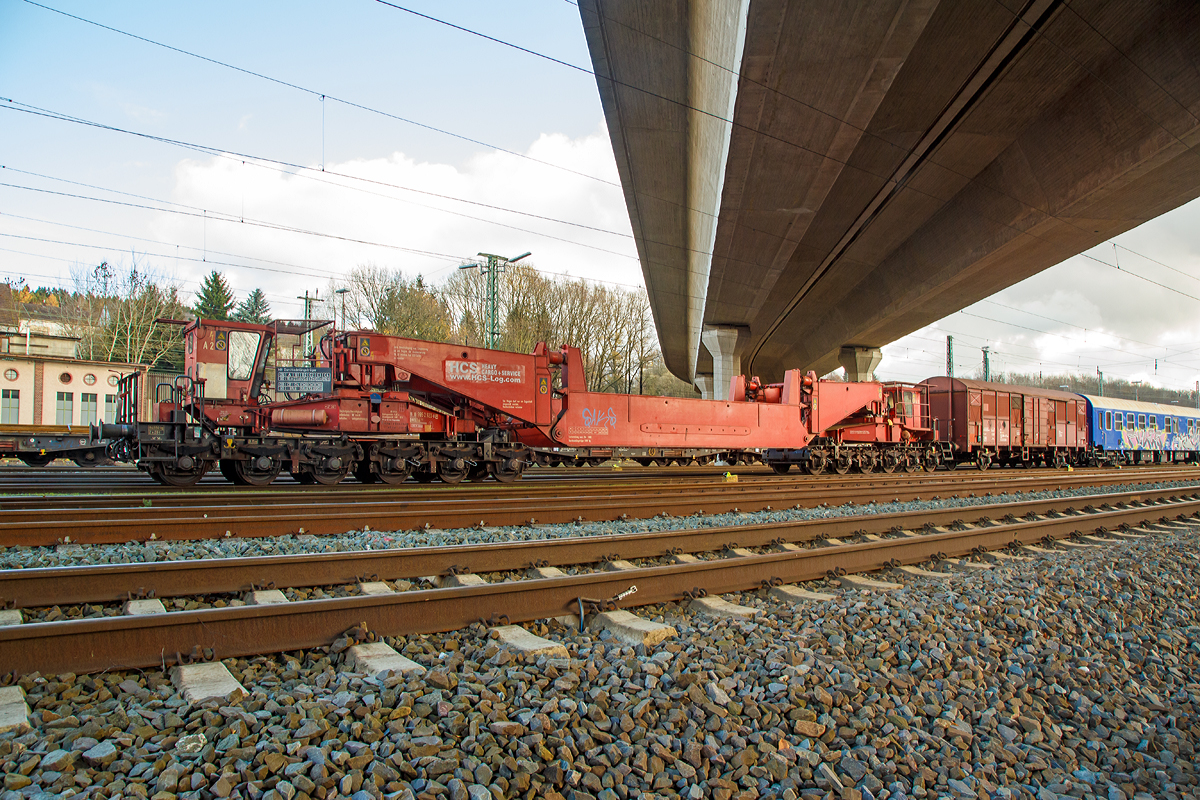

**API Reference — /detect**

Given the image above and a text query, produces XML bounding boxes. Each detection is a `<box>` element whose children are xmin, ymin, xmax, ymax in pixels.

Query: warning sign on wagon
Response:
<box><xmin>445</xmin><ymin>360</ymin><xmax>526</xmax><ymax>385</ymax></box>
<box><xmin>276</xmin><ymin>367</ymin><xmax>333</xmax><ymax>394</ymax></box>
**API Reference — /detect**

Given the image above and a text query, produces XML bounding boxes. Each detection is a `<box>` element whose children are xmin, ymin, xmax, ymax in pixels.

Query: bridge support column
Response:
<box><xmin>694</xmin><ymin>373</ymin><xmax>714</xmax><ymax>400</ymax></box>
<box><xmin>839</xmin><ymin>346</ymin><xmax>882</xmax><ymax>382</ymax></box>
<box><xmin>702</xmin><ymin>326</ymin><xmax>750</xmax><ymax>401</ymax></box>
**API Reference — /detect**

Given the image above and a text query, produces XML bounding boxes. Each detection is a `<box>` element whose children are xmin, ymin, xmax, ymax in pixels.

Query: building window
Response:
<box><xmin>83</xmin><ymin>373</ymin><xmax>96</xmax><ymax>386</ymax></box>
<box><xmin>3</xmin><ymin>368</ymin><xmax>16</xmax><ymax>382</ymax></box>
<box><xmin>59</xmin><ymin>372</ymin><xmax>72</xmax><ymax>384</ymax></box>
<box><xmin>107</xmin><ymin>375</ymin><xmax>119</xmax><ymax>387</ymax></box>
<box><xmin>105</xmin><ymin>394</ymin><xmax>117</xmax><ymax>421</ymax></box>
<box><xmin>56</xmin><ymin>392</ymin><xmax>73</xmax><ymax>425</ymax></box>
<box><xmin>1104</xmin><ymin>411</ymin><xmax>1112</xmax><ymax>430</ymax></box>
<box><xmin>81</xmin><ymin>393</ymin><xmax>98</xmax><ymax>426</ymax></box>
<box><xmin>1</xmin><ymin>389</ymin><xmax>17</xmax><ymax>424</ymax></box>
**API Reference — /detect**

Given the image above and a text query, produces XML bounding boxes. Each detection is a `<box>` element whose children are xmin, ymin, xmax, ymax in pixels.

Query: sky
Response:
<box><xmin>2</xmin><ymin>0</ymin><xmax>1199</xmax><ymax>394</ymax></box>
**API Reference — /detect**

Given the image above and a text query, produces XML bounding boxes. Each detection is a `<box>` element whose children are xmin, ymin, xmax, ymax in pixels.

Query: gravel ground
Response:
<box><xmin>3</xmin><ymin>522</ymin><xmax>1200</xmax><ymax>800</ymax></box>
<box><xmin>2</xmin><ymin>479</ymin><xmax>1197</xmax><ymax>571</ymax></box>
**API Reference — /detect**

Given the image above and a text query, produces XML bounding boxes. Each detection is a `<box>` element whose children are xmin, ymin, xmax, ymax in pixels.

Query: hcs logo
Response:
<box><xmin>446</xmin><ymin>360</ymin><xmax>484</xmax><ymax>380</ymax></box>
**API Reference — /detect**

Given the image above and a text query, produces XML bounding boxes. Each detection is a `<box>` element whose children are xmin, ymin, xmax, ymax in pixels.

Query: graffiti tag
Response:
<box><xmin>1119</xmin><ymin>429</ymin><xmax>1200</xmax><ymax>451</ymax></box>
<box><xmin>582</xmin><ymin>407</ymin><xmax>617</xmax><ymax>428</ymax></box>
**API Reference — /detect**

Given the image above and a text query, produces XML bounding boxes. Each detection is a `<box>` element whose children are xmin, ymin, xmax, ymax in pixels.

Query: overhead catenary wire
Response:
<box><xmin>11</xmin><ymin>0</ymin><xmax>1200</xmax><ymax>379</ymax></box>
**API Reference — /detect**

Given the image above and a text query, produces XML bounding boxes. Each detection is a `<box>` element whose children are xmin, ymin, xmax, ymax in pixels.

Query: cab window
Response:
<box><xmin>227</xmin><ymin>331</ymin><xmax>262</xmax><ymax>381</ymax></box>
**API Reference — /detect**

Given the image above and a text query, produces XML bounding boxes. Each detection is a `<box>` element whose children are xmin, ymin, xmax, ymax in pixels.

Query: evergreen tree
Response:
<box><xmin>193</xmin><ymin>270</ymin><xmax>236</xmax><ymax>320</ymax></box>
<box><xmin>234</xmin><ymin>287</ymin><xmax>272</xmax><ymax>324</ymax></box>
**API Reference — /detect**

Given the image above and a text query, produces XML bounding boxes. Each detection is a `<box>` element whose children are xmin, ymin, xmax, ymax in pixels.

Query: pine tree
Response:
<box><xmin>234</xmin><ymin>287</ymin><xmax>272</xmax><ymax>324</ymax></box>
<box><xmin>193</xmin><ymin>270</ymin><xmax>236</xmax><ymax>320</ymax></box>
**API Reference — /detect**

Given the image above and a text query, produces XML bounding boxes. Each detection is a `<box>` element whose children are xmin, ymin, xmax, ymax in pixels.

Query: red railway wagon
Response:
<box><xmin>921</xmin><ymin>377</ymin><xmax>1088</xmax><ymax>469</ymax></box>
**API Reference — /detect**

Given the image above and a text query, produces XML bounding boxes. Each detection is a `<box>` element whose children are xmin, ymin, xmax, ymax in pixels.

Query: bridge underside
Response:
<box><xmin>580</xmin><ymin>0</ymin><xmax>1200</xmax><ymax>390</ymax></box>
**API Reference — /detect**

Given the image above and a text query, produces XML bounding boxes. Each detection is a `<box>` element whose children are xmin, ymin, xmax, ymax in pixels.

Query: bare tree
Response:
<box><xmin>63</xmin><ymin>259</ymin><xmax>187</xmax><ymax>369</ymax></box>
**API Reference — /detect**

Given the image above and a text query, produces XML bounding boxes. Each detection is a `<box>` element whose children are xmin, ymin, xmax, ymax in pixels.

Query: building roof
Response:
<box><xmin>1081</xmin><ymin>394</ymin><xmax>1200</xmax><ymax>419</ymax></box>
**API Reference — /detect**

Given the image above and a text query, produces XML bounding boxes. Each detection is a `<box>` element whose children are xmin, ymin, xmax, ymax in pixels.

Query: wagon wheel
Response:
<box><xmin>236</xmin><ymin>459</ymin><xmax>282</xmax><ymax>487</ymax></box>
<box><xmin>151</xmin><ymin>459</ymin><xmax>213</xmax><ymax>488</ymax></box>
<box><xmin>833</xmin><ymin>454</ymin><xmax>853</xmax><ymax>475</ymax></box>
<box><xmin>880</xmin><ymin>452</ymin><xmax>899</xmax><ymax>474</ymax></box>
<box><xmin>856</xmin><ymin>453</ymin><xmax>877</xmax><ymax>473</ymax></box>
<box><xmin>377</xmin><ymin>459</ymin><xmax>415</xmax><ymax>485</ymax></box>
<box><xmin>806</xmin><ymin>456</ymin><xmax>826</xmax><ymax>476</ymax></box>
<box><xmin>975</xmin><ymin>453</ymin><xmax>990</xmax><ymax>472</ymax></box>
<box><xmin>903</xmin><ymin>454</ymin><xmax>919</xmax><ymax>473</ymax></box>
<box><xmin>438</xmin><ymin>457</ymin><xmax>470</xmax><ymax>485</ymax></box>
<box><xmin>769</xmin><ymin>462</ymin><xmax>791</xmax><ymax>475</ymax></box>
<box><xmin>73</xmin><ymin>451</ymin><xmax>102</xmax><ymax>468</ymax></box>
<box><xmin>18</xmin><ymin>453</ymin><xmax>55</xmax><ymax>467</ymax></box>
<box><xmin>923</xmin><ymin>452</ymin><xmax>940</xmax><ymax>472</ymax></box>
<box><xmin>491</xmin><ymin>458</ymin><xmax>526</xmax><ymax>484</ymax></box>
<box><xmin>310</xmin><ymin>466</ymin><xmax>348</xmax><ymax>485</ymax></box>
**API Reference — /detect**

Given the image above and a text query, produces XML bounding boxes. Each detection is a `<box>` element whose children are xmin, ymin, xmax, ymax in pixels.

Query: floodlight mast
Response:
<box><xmin>458</xmin><ymin>250</ymin><xmax>531</xmax><ymax>348</ymax></box>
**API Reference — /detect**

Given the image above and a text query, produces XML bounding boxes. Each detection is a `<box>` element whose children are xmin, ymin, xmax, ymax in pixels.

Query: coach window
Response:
<box><xmin>1137</xmin><ymin>414</ymin><xmax>1146</xmax><ymax>429</ymax></box>
<box><xmin>1149</xmin><ymin>416</ymin><xmax>1158</xmax><ymax>431</ymax></box>
<box><xmin>1127</xmin><ymin>413</ymin><xmax>1136</xmax><ymax>429</ymax></box>
<box><xmin>1115</xmin><ymin>413</ymin><xmax>1123</xmax><ymax>431</ymax></box>
<box><xmin>1164</xmin><ymin>417</ymin><xmax>1171</xmax><ymax>434</ymax></box>
<box><xmin>1104</xmin><ymin>411</ymin><xmax>1112</xmax><ymax>430</ymax></box>
<box><xmin>227</xmin><ymin>331</ymin><xmax>261</xmax><ymax>381</ymax></box>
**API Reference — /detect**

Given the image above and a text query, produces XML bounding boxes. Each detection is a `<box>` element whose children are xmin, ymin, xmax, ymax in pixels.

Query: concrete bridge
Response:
<box><xmin>578</xmin><ymin>0</ymin><xmax>1200</xmax><ymax>396</ymax></box>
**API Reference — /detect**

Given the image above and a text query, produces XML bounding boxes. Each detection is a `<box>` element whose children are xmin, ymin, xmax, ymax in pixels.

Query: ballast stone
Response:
<box><xmin>171</xmin><ymin>662</ymin><xmax>247</xmax><ymax>705</ymax></box>
<box><xmin>357</xmin><ymin>581</ymin><xmax>395</xmax><ymax>596</ymax></box>
<box><xmin>0</xmin><ymin>609</ymin><xmax>22</xmax><ymax>627</ymax></box>
<box><xmin>344</xmin><ymin>641</ymin><xmax>424</xmax><ymax>677</ymax></box>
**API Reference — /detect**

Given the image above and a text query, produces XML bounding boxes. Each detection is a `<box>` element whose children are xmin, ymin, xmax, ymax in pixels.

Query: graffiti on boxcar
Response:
<box><xmin>582</xmin><ymin>407</ymin><xmax>617</xmax><ymax>429</ymax></box>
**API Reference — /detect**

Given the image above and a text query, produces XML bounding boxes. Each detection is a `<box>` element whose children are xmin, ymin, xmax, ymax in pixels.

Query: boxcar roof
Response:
<box><xmin>921</xmin><ymin>377</ymin><xmax>1081</xmax><ymax>401</ymax></box>
<box><xmin>1081</xmin><ymin>395</ymin><xmax>1200</xmax><ymax>419</ymax></box>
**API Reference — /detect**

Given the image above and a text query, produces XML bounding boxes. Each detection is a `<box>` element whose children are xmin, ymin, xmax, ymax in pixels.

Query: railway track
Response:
<box><xmin>2</xmin><ymin>486</ymin><xmax>1196</xmax><ymax>675</ymax></box>
<box><xmin>2</xmin><ymin>466</ymin><xmax>1198</xmax><ymax>545</ymax></box>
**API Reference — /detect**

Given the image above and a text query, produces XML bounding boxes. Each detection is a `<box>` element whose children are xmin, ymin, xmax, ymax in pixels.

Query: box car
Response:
<box><xmin>920</xmin><ymin>377</ymin><xmax>1088</xmax><ymax>469</ymax></box>
<box><xmin>1083</xmin><ymin>395</ymin><xmax>1200</xmax><ymax>464</ymax></box>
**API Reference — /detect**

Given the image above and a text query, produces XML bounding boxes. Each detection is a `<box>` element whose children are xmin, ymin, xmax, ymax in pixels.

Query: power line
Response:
<box><xmin>17</xmin><ymin>0</ymin><xmax>620</xmax><ymax>191</ymax></box>
<box><xmin>0</xmin><ymin>178</ymin><xmax>471</xmax><ymax>262</ymax></box>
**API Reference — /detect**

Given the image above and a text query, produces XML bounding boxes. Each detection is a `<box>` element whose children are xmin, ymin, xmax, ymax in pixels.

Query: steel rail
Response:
<box><xmin>3</xmin><ymin>471</ymin><xmax>1197</xmax><ymax>547</ymax></box>
<box><xmin>3</xmin><ymin>498</ymin><xmax>1197</xmax><ymax>675</ymax></box>
<box><xmin>2</xmin><ymin>465</ymin><xmax>1194</xmax><ymax>507</ymax></box>
<box><xmin>3</xmin><ymin>487</ymin><xmax>1194</xmax><ymax>608</ymax></box>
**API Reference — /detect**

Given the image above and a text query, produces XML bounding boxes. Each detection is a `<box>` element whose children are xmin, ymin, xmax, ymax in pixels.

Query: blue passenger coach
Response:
<box><xmin>1082</xmin><ymin>395</ymin><xmax>1200</xmax><ymax>464</ymax></box>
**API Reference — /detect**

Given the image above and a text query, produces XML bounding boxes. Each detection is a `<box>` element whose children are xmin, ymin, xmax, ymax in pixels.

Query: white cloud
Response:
<box><xmin>154</xmin><ymin>122</ymin><xmax>638</xmax><ymax>317</ymax></box>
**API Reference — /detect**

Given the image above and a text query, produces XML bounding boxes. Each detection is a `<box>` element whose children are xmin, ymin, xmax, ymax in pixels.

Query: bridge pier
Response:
<box><xmin>839</xmin><ymin>346</ymin><xmax>882</xmax><ymax>383</ymax></box>
<box><xmin>702</xmin><ymin>326</ymin><xmax>750</xmax><ymax>401</ymax></box>
<box><xmin>694</xmin><ymin>373</ymin><xmax>714</xmax><ymax>401</ymax></box>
